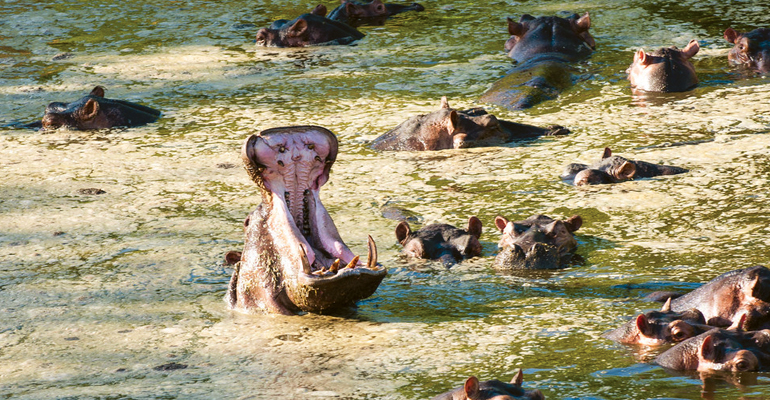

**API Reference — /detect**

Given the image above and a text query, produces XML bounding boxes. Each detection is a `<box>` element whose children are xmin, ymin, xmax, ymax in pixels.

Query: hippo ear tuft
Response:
<box><xmin>90</xmin><ymin>86</ymin><xmax>105</xmax><ymax>98</ymax></box>
<box><xmin>682</xmin><ymin>40</ymin><xmax>700</xmax><ymax>59</ymax></box>
<box><xmin>494</xmin><ymin>216</ymin><xmax>509</xmax><ymax>232</ymax></box>
<box><xmin>395</xmin><ymin>221</ymin><xmax>411</xmax><ymax>245</ymax></box>
<box><xmin>564</xmin><ymin>215</ymin><xmax>582</xmax><ymax>232</ymax></box>
<box><xmin>724</xmin><ymin>28</ymin><xmax>740</xmax><ymax>44</ymax></box>
<box><xmin>80</xmin><ymin>98</ymin><xmax>100</xmax><ymax>121</ymax></box>
<box><xmin>602</xmin><ymin>147</ymin><xmax>612</xmax><ymax>159</ymax></box>
<box><xmin>661</xmin><ymin>297</ymin><xmax>672</xmax><ymax>312</ymax></box>
<box><xmin>467</xmin><ymin>216</ymin><xmax>482</xmax><ymax>238</ymax></box>
<box><xmin>511</xmin><ymin>368</ymin><xmax>524</xmax><ymax>386</ymax></box>
<box><xmin>440</xmin><ymin>96</ymin><xmax>450</xmax><ymax>109</ymax></box>
<box><xmin>463</xmin><ymin>376</ymin><xmax>480</xmax><ymax>399</ymax></box>
<box><xmin>287</xmin><ymin>18</ymin><xmax>308</xmax><ymax>37</ymax></box>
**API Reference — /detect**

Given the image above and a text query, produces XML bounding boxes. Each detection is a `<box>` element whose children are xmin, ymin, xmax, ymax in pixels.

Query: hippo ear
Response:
<box><xmin>494</xmin><ymin>216</ymin><xmax>509</xmax><ymax>232</ymax></box>
<box><xmin>602</xmin><ymin>147</ymin><xmax>612</xmax><ymax>159</ymax></box>
<box><xmin>661</xmin><ymin>297</ymin><xmax>672</xmax><ymax>312</ymax></box>
<box><xmin>635</xmin><ymin>49</ymin><xmax>649</xmax><ymax>65</ymax></box>
<box><xmin>345</xmin><ymin>2</ymin><xmax>358</xmax><ymax>15</ymax></box>
<box><xmin>287</xmin><ymin>18</ymin><xmax>308</xmax><ymax>37</ymax></box>
<box><xmin>311</xmin><ymin>4</ymin><xmax>327</xmax><ymax>17</ymax></box>
<box><xmin>90</xmin><ymin>86</ymin><xmax>105</xmax><ymax>98</ymax></box>
<box><xmin>682</xmin><ymin>40</ymin><xmax>700</xmax><ymax>59</ymax></box>
<box><xmin>507</xmin><ymin>17</ymin><xmax>525</xmax><ymax>37</ymax></box>
<box><xmin>511</xmin><ymin>369</ymin><xmax>524</xmax><ymax>386</ymax></box>
<box><xmin>395</xmin><ymin>221</ymin><xmax>411</xmax><ymax>245</ymax></box>
<box><xmin>564</xmin><ymin>215</ymin><xmax>582</xmax><ymax>232</ymax></box>
<box><xmin>699</xmin><ymin>334</ymin><xmax>716</xmax><ymax>361</ymax></box>
<box><xmin>724</xmin><ymin>28</ymin><xmax>740</xmax><ymax>44</ymax></box>
<box><xmin>446</xmin><ymin>110</ymin><xmax>459</xmax><ymax>134</ymax></box>
<box><xmin>617</xmin><ymin>161</ymin><xmax>636</xmax><ymax>180</ymax></box>
<box><xmin>80</xmin><ymin>98</ymin><xmax>100</xmax><ymax>121</ymax></box>
<box><xmin>224</xmin><ymin>251</ymin><xmax>242</xmax><ymax>266</ymax></box>
<box><xmin>467</xmin><ymin>216</ymin><xmax>482</xmax><ymax>239</ymax></box>
<box><xmin>729</xmin><ymin>313</ymin><xmax>748</xmax><ymax>331</ymax></box>
<box><xmin>463</xmin><ymin>376</ymin><xmax>480</xmax><ymax>400</ymax></box>
<box><xmin>635</xmin><ymin>314</ymin><xmax>650</xmax><ymax>336</ymax></box>
<box><xmin>440</xmin><ymin>96</ymin><xmax>450</xmax><ymax>109</ymax></box>
<box><xmin>573</xmin><ymin>12</ymin><xmax>591</xmax><ymax>33</ymax></box>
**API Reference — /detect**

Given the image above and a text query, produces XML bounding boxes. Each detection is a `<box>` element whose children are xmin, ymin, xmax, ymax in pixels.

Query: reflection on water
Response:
<box><xmin>1</xmin><ymin>0</ymin><xmax>770</xmax><ymax>399</ymax></box>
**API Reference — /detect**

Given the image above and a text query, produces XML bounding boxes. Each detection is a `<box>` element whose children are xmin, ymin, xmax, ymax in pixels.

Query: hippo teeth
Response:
<box><xmin>367</xmin><ymin>235</ymin><xmax>378</xmax><ymax>269</ymax></box>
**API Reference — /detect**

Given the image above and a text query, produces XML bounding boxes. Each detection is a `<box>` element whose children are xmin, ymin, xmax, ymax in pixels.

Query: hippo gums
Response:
<box><xmin>493</xmin><ymin>214</ymin><xmax>582</xmax><ymax>270</ymax></box>
<box><xmin>603</xmin><ymin>299</ymin><xmax>711</xmax><ymax>346</ymax></box>
<box><xmin>395</xmin><ymin>216</ymin><xmax>482</xmax><ymax>265</ymax></box>
<box><xmin>724</xmin><ymin>28</ymin><xmax>770</xmax><ymax>73</ymax></box>
<box><xmin>656</xmin><ymin>328</ymin><xmax>770</xmax><ymax>372</ymax></box>
<box><xmin>38</xmin><ymin>86</ymin><xmax>160</xmax><ymax>130</ymax></box>
<box><xmin>480</xmin><ymin>13</ymin><xmax>595</xmax><ymax>110</ymax></box>
<box><xmin>256</xmin><ymin>13</ymin><xmax>364</xmax><ymax>47</ymax></box>
<box><xmin>370</xmin><ymin>97</ymin><xmax>568</xmax><ymax>151</ymax></box>
<box><xmin>432</xmin><ymin>371</ymin><xmax>544</xmax><ymax>400</ymax></box>
<box><xmin>326</xmin><ymin>0</ymin><xmax>425</xmax><ymax>26</ymax></box>
<box><xmin>561</xmin><ymin>147</ymin><xmax>688</xmax><ymax>186</ymax></box>
<box><xmin>627</xmin><ymin>40</ymin><xmax>700</xmax><ymax>92</ymax></box>
<box><xmin>226</xmin><ymin>126</ymin><xmax>386</xmax><ymax>315</ymax></box>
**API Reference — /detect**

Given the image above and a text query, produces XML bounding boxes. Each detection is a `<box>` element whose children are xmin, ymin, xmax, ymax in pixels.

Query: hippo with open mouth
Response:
<box><xmin>226</xmin><ymin>126</ymin><xmax>386</xmax><ymax>315</ymax></box>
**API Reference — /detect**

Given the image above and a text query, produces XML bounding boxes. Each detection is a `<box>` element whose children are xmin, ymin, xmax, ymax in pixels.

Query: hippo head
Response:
<box><xmin>395</xmin><ymin>216</ymin><xmax>483</xmax><ymax>265</ymax></box>
<box><xmin>40</xmin><ymin>86</ymin><xmax>160</xmax><ymax>130</ymax></box>
<box><xmin>342</xmin><ymin>0</ymin><xmax>388</xmax><ymax>18</ymax></box>
<box><xmin>656</xmin><ymin>328</ymin><xmax>770</xmax><ymax>372</ymax></box>
<box><xmin>256</xmin><ymin>13</ymin><xmax>364</xmax><ymax>47</ymax></box>
<box><xmin>227</xmin><ymin>126</ymin><xmax>386</xmax><ymax>314</ymax></box>
<box><xmin>724</xmin><ymin>28</ymin><xmax>770</xmax><ymax>74</ymax></box>
<box><xmin>493</xmin><ymin>214</ymin><xmax>581</xmax><ymax>270</ymax></box>
<box><xmin>431</xmin><ymin>371</ymin><xmax>544</xmax><ymax>400</ymax></box>
<box><xmin>603</xmin><ymin>299</ymin><xmax>710</xmax><ymax>346</ymax></box>
<box><xmin>504</xmin><ymin>12</ymin><xmax>595</xmax><ymax>63</ymax></box>
<box><xmin>572</xmin><ymin>148</ymin><xmax>636</xmax><ymax>186</ymax></box>
<box><xmin>626</xmin><ymin>40</ymin><xmax>700</xmax><ymax>92</ymax></box>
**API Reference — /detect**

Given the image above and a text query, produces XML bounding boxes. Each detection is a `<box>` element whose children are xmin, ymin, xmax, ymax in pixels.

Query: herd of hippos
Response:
<box><xmin>20</xmin><ymin>1</ymin><xmax>770</xmax><ymax>398</ymax></box>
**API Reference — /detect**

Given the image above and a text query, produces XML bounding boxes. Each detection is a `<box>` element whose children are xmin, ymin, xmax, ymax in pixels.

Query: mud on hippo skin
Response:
<box><xmin>627</xmin><ymin>40</ymin><xmax>700</xmax><ymax>93</ymax></box>
<box><xmin>480</xmin><ymin>12</ymin><xmax>595</xmax><ymax>110</ymax></box>
<box><xmin>561</xmin><ymin>147</ymin><xmax>687</xmax><ymax>186</ymax></box>
<box><xmin>326</xmin><ymin>0</ymin><xmax>424</xmax><ymax>27</ymax></box>
<box><xmin>656</xmin><ymin>328</ymin><xmax>770</xmax><ymax>372</ymax></box>
<box><xmin>370</xmin><ymin>97</ymin><xmax>568</xmax><ymax>151</ymax></box>
<box><xmin>226</xmin><ymin>126</ymin><xmax>386</xmax><ymax>315</ymax></box>
<box><xmin>603</xmin><ymin>298</ymin><xmax>712</xmax><ymax>346</ymax></box>
<box><xmin>256</xmin><ymin>13</ymin><xmax>364</xmax><ymax>47</ymax></box>
<box><xmin>724</xmin><ymin>28</ymin><xmax>770</xmax><ymax>74</ymax></box>
<box><xmin>431</xmin><ymin>370</ymin><xmax>544</xmax><ymax>400</ymax></box>
<box><xmin>38</xmin><ymin>86</ymin><xmax>160</xmax><ymax>130</ymax></box>
<box><xmin>395</xmin><ymin>216</ymin><xmax>482</xmax><ymax>265</ymax></box>
<box><xmin>493</xmin><ymin>214</ymin><xmax>582</xmax><ymax>270</ymax></box>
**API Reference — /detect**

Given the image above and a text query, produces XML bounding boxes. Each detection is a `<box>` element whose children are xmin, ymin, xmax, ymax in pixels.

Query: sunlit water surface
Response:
<box><xmin>1</xmin><ymin>0</ymin><xmax>770</xmax><ymax>399</ymax></box>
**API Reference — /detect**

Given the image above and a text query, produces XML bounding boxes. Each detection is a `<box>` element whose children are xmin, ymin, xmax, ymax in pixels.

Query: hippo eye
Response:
<box><xmin>736</xmin><ymin>360</ymin><xmax>750</xmax><ymax>371</ymax></box>
<box><xmin>315</xmin><ymin>156</ymin><xmax>323</xmax><ymax>163</ymax></box>
<box><xmin>277</xmin><ymin>160</ymin><xmax>284</xmax><ymax>167</ymax></box>
<box><xmin>671</xmin><ymin>329</ymin><xmax>686</xmax><ymax>341</ymax></box>
<box><xmin>307</xmin><ymin>143</ymin><xmax>315</xmax><ymax>150</ymax></box>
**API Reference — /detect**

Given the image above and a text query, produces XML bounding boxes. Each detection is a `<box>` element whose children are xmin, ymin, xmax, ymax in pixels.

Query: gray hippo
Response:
<box><xmin>603</xmin><ymin>299</ymin><xmax>712</xmax><ymax>346</ymax></box>
<box><xmin>656</xmin><ymin>328</ymin><xmax>770</xmax><ymax>372</ymax></box>
<box><xmin>226</xmin><ymin>126</ymin><xmax>386</xmax><ymax>315</ymax></box>
<box><xmin>561</xmin><ymin>147</ymin><xmax>688</xmax><ymax>186</ymax></box>
<box><xmin>33</xmin><ymin>86</ymin><xmax>160</xmax><ymax>130</ymax></box>
<box><xmin>724</xmin><ymin>28</ymin><xmax>770</xmax><ymax>73</ymax></box>
<box><xmin>395</xmin><ymin>216</ymin><xmax>483</xmax><ymax>265</ymax></box>
<box><xmin>370</xmin><ymin>97</ymin><xmax>568</xmax><ymax>151</ymax></box>
<box><xmin>431</xmin><ymin>371</ymin><xmax>545</xmax><ymax>400</ymax></box>
<box><xmin>326</xmin><ymin>0</ymin><xmax>424</xmax><ymax>26</ymax></box>
<box><xmin>256</xmin><ymin>13</ymin><xmax>364</xmax><ymax>47</ymax></box>
<box><xmin>493</xmin><ymin>214</ymin><xmax>582</xmax><ymax>270</ymax></box>
<box><xmin>627</xmin><ymin>40</ymin><xmax>700</xmax><ymax>92</ymax></box>
<box><xmin>480</xmin><ymin>13</ymin><xmax>595</xmax><ymax>110</ymax></box>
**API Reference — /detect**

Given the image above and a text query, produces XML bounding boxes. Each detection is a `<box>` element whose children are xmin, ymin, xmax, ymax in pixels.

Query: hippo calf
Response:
<box><xmin>432</xmin><ymin>371</ymin><xmax>544</xmax><ymax>400</ymax></box>
<box><xmin>326</xmin><ymin>0</ymin><xmax>424</xmax><ymax>26</ymax></box>
<box><xmin>226</xmin><ymin>126</ymin><xmax>386</xmax><ymax>315</ymax></box>
<box><xmin>38</xmin><ymin>86</ymin><xmax>160</xmax><ymax>130</ymax></box>
<box><xmin>656</xmin><ymin>328</ymin><xmax>770</xmax><ymax>372</ymax></box>
<box><xmin>395</xmin><ymin>216</ymin><xmax>482</xmax><ymax>265</ymax></box>
<box><xmin>561</xmin><ymin>147</ymin><xmax>687</xmax><ymax>186</ymax></box>
<box><xmin>724</xmin><ymin>28</ymin><xmax>770</xmax><ymax>73</ymax></box>
<box><xmin>370</xmin><ymin>97</ymin><xmax>568</xmax><ymax>151</ymax></box>
<box><xmin>627</xmin><ymin>40</ymin><xmax>700</xmax><ymax>92</ymax></box>
<box><xmin>256</xmin><ymin>13</ymin><xmax>364</xmax><ymax>47</ymax></box>
<box><xmin>603</xmin><ymin>299</ymin><xmax>712</xmax><ymax>346</ymax></box>
<box><xmin>493</xmin><ymin>214</ymin><xmax>582</xmax><ymax>270</ymax></box>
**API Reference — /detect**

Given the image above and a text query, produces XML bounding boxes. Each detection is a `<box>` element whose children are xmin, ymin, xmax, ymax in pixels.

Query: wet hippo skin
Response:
<box><xmin>38</xmin><ymin>86</ymin><xmax>160</xmax><ymax>130</ymax></box>
<box><xmin>656</xmin><ymin>328</ymin><xmax>770</xmax><ymax>372</ymax></box>
<box><xmin>627</xmin><ymin>40</ymin><xmax>700</xmax><ymax>93</ymax></box>
<box><xmin>395</xmin><ymin>216</ymin><xmax>483</xmax><ymax>265</ymax></box>
<box><xmin>256</xmin><ymin>13</ymin><xmax>364</xmax><ymax>47</ymax></box>
<box><xmin>603</xmin><ymin>298</ymin><xmax>712</xmax><ymax>346</ymax></box>
<box><xmin>493</xmin><ymin>214</ymin><xmax>581</xmax><ymax>270</ymax></box>
<box><xmin>431</xmin><ymin>370</ymin><xmax>545</xmax><ymax>400</ymax></box>
<box><xmin>561</xmin><ymin>147</ymin><xmax>687</xmax><ymax>186</ymax></box>
<box><xmin>724</xmin><ymin>28</ymin><xmax>770</xmax><ymax>73</ymax></box>
<box><xmin>326</xmin><ymin>0</ymin><xmax>424</xmax><ymax>27</ymax></box>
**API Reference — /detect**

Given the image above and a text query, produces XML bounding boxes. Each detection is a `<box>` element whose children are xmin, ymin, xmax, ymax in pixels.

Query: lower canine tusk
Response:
<box><xmin>367</xmin><ymin>235</ymin><xmax>378</xmax><ymax>269</ymax></box>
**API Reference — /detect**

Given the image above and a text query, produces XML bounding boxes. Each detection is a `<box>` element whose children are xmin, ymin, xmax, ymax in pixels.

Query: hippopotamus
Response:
<box><xmin>480</xmin><ymin>13</ymin><xmax>595</xmax><ymax>110</ymax></box>
<box><xmin>395</xmin><ymin>216</ymin><xmax>482</xmax><ymax>265</ymax></box>
<box><xmin>493</xmin><ymin>214</ymin><xmax>582</xmax><ymax>270</ymax></box>
<box><xmin>626</xmin><ymin>40</ymin><xmax>700</xmax><ymax>92</ymax></box>
<box><xmin>561</xmin><ymin>147</ymin><xmax>688</xmax><ymax>186</ymax></box>
<box><xmin>431</xmin><ymin>371</ymin><xmax>545</xmax><ymax>400</ymax></box>
<box><xmin>326</xmin><ymin>0</ymin><xmax>425</xmax><ymax>27</ymax></box>
<box><xmin>724</xmin><ymin>28</ymin><xmax>770</xmax><ymax>73</ymax></box>
<box><xmin>256</xmin><ymin>13</ymin><xmax>364</xmax><ymax>47</ymax></box>
<box><xmin>656</xmin><ymin>328</ymin><xmax>770</xmax><ymax>372</ymax></box>
<box><xmin>33</xmin><ymin>86</ymin><xmax>160</xmax><ymax>130</ymax></box>
<box><xmin>370</xmin><ymin>97</ymin><xmax>569</xmax><ymax>151</ymax></box>
<box><xmin>225</xmin><ymin>126</ymin><xmax>386</xmax><ymax>315</ymax></box>
<box><xmin>603</xmin><ymin>299</ymin><xmax>712</xmax><ymax>346</ymax></box>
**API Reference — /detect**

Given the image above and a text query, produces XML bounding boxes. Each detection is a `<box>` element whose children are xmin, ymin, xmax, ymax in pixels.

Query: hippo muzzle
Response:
<box><xmin>493</xmin><ymin>214</ymin><xmax>582</xmax><ymax>270</ymax></box>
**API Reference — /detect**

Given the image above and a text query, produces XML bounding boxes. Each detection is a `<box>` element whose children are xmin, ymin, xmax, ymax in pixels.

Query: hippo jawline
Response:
<box><xmin>494</xmin><ymin>242</ymin><xmax>570</xmax><ymax>270</ymax></box>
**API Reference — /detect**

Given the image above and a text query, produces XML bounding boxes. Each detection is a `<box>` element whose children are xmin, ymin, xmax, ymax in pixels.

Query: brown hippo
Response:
<box><xmin>626</xmin><ymin>40</ymin><xmax>700</xmax><ymax>92</ymax></box>
<box><xmin>493</xmin><ymin>214</ymin><xmax>582</xmax><ymax>270</ymax></box>
<box><xmin>36</xmin><ymin>86</ymin><xmax>160</xmax><ymax>130</ymax></box>
<box><xmin>480</xmin><ymin>13</ymin><xmax>595</xmax><ymax>110</ymax></box>
<box><xmin>656</xmin><ymin>328</ymin><xmax>770</xmax><ymax>372</ymax></box>
<box><xmin>326</xmin><ymin>0</ymin><xmax>424</xmax><ymax>26</ymax></box>
<box><xmin>226</xmin><ymin>126</ymin><xmax>386</xmax><ymax>315</ymax></box>
<box><xmin>603</xmin><ymin>299</ymin><xmax>712</xmax><ymax>346</ymax></box>
<box><xmin>724</xmin><ymin>28</ymin><xmax>770</xmax><ymax>73</ymax></box>
<box><xmin>395</xmin><ymin>216</ymin><xmax>483</xmax><ymax>265</ymax></box>
<box><xmin>256</xmin><ymin>13</ymin><xmax>364</xmax><ymax>47</ymax></box>
<box><xmin>432</xmin><ymin>371</ymin><xmax>545</xmax><ymax>400</ymax></box>
<box><xmin>561</xmin><ymin>147</ymin><xmax>688</xmax><ymax>186</ymax></box>
<box><xmin>370</xmin><ymin>97</ymin><xmax>568</xmax><ymax>151</ymax></box>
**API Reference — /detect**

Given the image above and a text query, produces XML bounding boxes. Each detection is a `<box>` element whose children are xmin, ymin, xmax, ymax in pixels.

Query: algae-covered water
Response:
<box><xmin>1</xmin><ymin>0</ymin><xmax>770</xmax><ymax>399</ymax></box>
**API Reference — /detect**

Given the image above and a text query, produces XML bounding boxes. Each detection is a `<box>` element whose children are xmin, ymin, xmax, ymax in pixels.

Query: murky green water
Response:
<box><xmin>1</xmin><ymin>0</ymin><xmax>770</xmax><ymax>399</ymax></box>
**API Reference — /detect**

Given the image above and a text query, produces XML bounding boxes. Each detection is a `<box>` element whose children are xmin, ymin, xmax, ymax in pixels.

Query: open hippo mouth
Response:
<box><xmin>229</xmin><ymin>126</ymin><xmax>385</xmax><ymax>314</ymax></box>
<box><xmin>493</xmin><ymin>214</ymin><xmax>581</xmax><ymax>270</ymax></box>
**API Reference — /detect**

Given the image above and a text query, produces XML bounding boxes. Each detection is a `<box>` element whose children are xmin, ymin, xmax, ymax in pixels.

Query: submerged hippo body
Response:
<box><xmin>327</xmin><ymin>0</ymin><xmax>424</xmax><ymax>26</ymax></box>
<box><xmin>256</xmin><ymin>13</ymin><xmax>364</xmax><ymax>47</ymax></box>
<box><xmin>656</xmin><ymin>328</ymin><xmax>770</xmax><ymax>372</ymax></box>
<box><xmin>226</xmin><ymin>126</ymin><xmax>386</xmax><ymax>315</ymax></box>
<box><xmin>724</xmin><ymin>28</ymin><xmax>770</xmax><ymax>74</ymax></box>
<box><xmin>561</xmin><ymin>147</ymin><xmax>687</xmax><ymax>186</ymax></box>
<box><xmin>493</xmin><ymin>214</ymin><xmax>582</xmax><ymax>270</ymax></box>
<box><xmin>432</xmin><ymin>371</ymin><xmax>544</xmax><ymax>400</ymax></box>
<box><xmin>480</xmin><ymin>13</ymin><xmax>595</xmax><ymax>110</ymax></box>
<box><xmin>627</xmin><ymin>40</ymin><xmax>700</xmax><ymax>93</ymax></box>
<box><xmin>39</xmin><ymin>86</ymin><xmax>160</xmax><ymax>130</ymax></box>
<box><xmin>395</xmin><ymin>216</ymin><xmax>482</xmax><ymax>265</ymax></box>
<box><xmin>370</xmin><ymin>97</ymin><xmax>568</xmax><ymax>151</ymax></box>
<box><xmin>603</xmin><ymin>299</ymin><xmax>712</xmax><ymax>346</ymax></box>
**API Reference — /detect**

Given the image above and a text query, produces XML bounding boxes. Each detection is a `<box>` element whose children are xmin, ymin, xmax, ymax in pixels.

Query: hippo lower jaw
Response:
<box><xmin>494</xmin><ymin>242</ymin><xmax>565</xmax><ymax>270</ymax></box>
